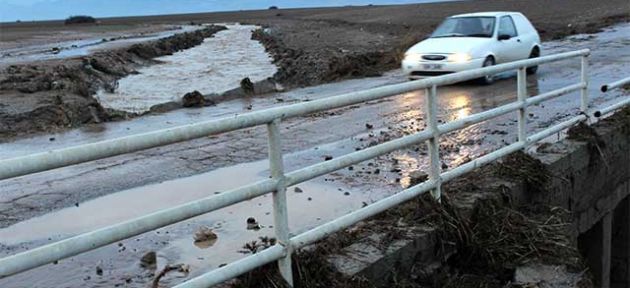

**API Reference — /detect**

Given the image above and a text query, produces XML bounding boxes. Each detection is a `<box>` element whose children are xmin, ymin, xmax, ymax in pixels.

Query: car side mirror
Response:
<box><xmin>498</xmin><ymin>34</ymin><xmax>511</xmax><ymax>40</ymax></box>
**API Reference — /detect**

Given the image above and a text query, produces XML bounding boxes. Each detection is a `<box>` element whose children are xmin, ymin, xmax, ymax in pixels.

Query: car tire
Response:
<box><xmin>477</xmin><ymin>56</ymin><xmax>495</xmax><ymax>85</ymax></box>
<box><xmin>526</xmin><ymin>47</ymin><xmax>540</xmax><ymax>75</ymax></box>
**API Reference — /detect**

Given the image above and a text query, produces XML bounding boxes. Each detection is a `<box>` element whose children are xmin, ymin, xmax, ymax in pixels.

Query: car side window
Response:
<box><xmin>498</xmin><ymin>16</ymin><xmax>518</xmax><ymax>37</ymax></box>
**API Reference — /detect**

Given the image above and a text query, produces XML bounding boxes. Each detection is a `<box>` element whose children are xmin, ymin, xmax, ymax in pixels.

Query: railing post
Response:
<box><xmin>424</xmin><ymin>85</ymin><xmax>441</xmax><ymax>202</ymax></box>
<box><xmin>266</xmin><ymin>119</ymin><xmax>293</xmax><ymax>286</ymax></box>
<box><xmin>580</xmin><ymin>54</ymin><xmax>589</xmax><ymax>112</ymax></box>
<box><xmin>517</xmin><ymin>67</ymin><xmax>527</xmax><ymax>143</ymax></box>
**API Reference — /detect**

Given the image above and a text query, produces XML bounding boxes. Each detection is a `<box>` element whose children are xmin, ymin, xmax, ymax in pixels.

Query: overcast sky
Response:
<box><xmin>0</xmin><ymin>0</ymin><xmax>452</xmax><ymax>22</ymax></box>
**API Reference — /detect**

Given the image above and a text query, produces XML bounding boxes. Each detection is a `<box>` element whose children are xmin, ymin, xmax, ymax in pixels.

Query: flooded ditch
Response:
<box><xmin>95</xmin><ymin>24</ymin><xmax>278</xmax><ymax>113</ymax></box>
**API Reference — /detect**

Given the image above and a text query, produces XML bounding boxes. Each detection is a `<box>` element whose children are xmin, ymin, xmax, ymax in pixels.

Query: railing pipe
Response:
<box><xmin>517</xmin><ymin>67</ymin><xmax>528</xmax><ymax>143</ymax></box>
<box><xmin>266</xmin><ymin>119</ymin><xmax>293</xmax><ymax>286</ymax></box>
<box><xmin>0</xmin><ymin>178</ymin><xmax>278</xmax><ymax>278</ymax></box>
<box><xmin>425</xmin><ymin>86</ymin><xmax>442</xmax><ymax>201</ymax></box>
<box><xmin>601</xmin><ymin>76</ymin><xmax>630</xmax><ymax>92</ymax></box>
<box><xmin>0</xmin><ymin>49</ymin><xmax>590</xmax><ymax>181</ymax></box>
<box><xmin>2</xmin><ymin>50</ymin><xmax>613</xmax><ymax>287</ymax></box>
<box><xmin>580</xmin><ymin>55</ymin><xmax>589</xmax><ymax>112</ymax></box>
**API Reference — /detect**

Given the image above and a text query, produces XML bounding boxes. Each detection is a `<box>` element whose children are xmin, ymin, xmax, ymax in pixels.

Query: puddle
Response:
<box><xmin>0</xmin><ymin>25</ymin><xmax>203</xmax><ymax>65</ymax></box>
<box><xmin>0</xmin><ymin>158</ymin><xmax>366</xmax><ymax>245</ymax></box>
<box><xmin>0</xmin><ymin>154</ymin><xmax>387</xmax><ymax>287</ymax></box>
<box><xmin>95</xmin><ymin>24</ymin><xmax>278</xmax><ymax>113</ymax></box>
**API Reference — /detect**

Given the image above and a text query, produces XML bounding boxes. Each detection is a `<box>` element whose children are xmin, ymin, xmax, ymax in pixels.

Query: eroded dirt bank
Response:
<box><xmin>0</xmin><ymin>25</ymin><xmax>226</xmax><ymax>139</ymax></box>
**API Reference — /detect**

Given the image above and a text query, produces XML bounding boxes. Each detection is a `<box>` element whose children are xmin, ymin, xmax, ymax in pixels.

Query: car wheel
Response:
<box><xmin>526</xmin><ymin>47</ymin><xmax>540</xmax><ymax>75</ymax></box>
<box><xmin>477</xmin><ymin>56</ymin><xmax>495</xmax><ymax>85</ymax></box>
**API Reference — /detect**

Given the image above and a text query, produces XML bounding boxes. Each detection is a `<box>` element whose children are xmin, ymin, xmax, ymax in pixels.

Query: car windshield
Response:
<box><xmin>431</xmin><ymin>16</ymin><xmax>496</xmax><ymax>38</ymax></box>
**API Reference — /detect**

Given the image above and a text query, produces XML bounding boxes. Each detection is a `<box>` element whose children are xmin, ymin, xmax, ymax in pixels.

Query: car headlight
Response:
<box><xmin>404</xmin><ymin>53</ymin><xmax>422</xmax><ymax>62</ymax></box>
<box><xmin>448</xmin><ymin>53</ymin><xmax>472</xmax><ymax>63</ymax></box>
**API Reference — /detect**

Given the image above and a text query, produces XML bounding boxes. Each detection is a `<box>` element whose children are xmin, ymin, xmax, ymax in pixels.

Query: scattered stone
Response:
<box><xmin>193</xmin><ymin>226</ymin><xmax>218</xmax><ymax>243</ymax></box>
<box><xmin>441</xmin><ymin>162</ymin><xmax>448</xmax><ymax>170</ymax></box>
<box><xmin>294</xmin><ymin>187</ymin><xmax>303</xmax><ymax>193</ymax></box>
<box><xmin>96</xmin><ymin>266</ymin><xmax>103</xmax><ymax>276</ymax></box>
<box><xmin>246</xmin><ymin>217</ymin><xmax>260</xmax><ymax>230</ymax></box>
<box><xmin>140</xmin><ymin>251</ymin><xmax>157</xmax><ymax>268</ymax></box>
<box><xmin>408</xmin><ymin>170</ymin><xmax>428</xmax><ymax>186</ymax></box>
<box><xmin>182</xmin><ymin>91</ymin><xmax>205</xmax><ymax>108</ymax></box>
<box><xmin>324</xmin><ymin>155</ymin><xmax>333</xmax><ymax>161</ymax></box>
<box><xmin>365</xmin><ymin>123</ymin><xmax>373</xmax><ymax>129</ymax></box>
<box><xmin>344</xmin><ymin>192</ymin><xmax>350</xmax><ymax>196</ymax></box>
<box><xmin>491</xmin><ymin>129</ymin><xmax>508</xmax><ymax>135</ymax></box>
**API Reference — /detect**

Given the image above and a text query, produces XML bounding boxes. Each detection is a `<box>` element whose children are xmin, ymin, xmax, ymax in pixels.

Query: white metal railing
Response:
<box><xmin>1</xmin><ymin>49</ymin><xmax>629</xmax><ymax>287</ymax></box>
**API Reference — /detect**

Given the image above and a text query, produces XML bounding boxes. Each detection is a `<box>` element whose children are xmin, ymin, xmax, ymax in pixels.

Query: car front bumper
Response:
<box><xmin>401</xmin><ymin>58</ymin><xmax>485</xmax><ymax>78</ymax></box>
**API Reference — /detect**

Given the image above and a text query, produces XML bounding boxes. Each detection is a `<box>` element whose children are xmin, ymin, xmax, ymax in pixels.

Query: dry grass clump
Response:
<box><xmin>493</xmin><ymin>151</ymin><xmax>550</xmax><ymax>193</ymax></box>
<box><xmin>436</xmin><ymin>196</ymin><xmax>582</xmax><ymax>283</ymax></box>
<box><xmin>230</xmin><ymin>230</ymin><xmax>374</xmax><ymax>288</ymax></box>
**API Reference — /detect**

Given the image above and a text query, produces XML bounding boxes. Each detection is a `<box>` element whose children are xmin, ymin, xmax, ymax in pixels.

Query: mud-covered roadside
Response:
<box><xmin>0</xmin><ymin>25</ymin><xmax>226</xmax><ymax>140</ymax></box>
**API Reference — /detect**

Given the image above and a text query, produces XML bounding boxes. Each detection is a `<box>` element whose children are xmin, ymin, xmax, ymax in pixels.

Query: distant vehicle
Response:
<box><xmin>402</xmin><ymin>12</ymin><xmax>541</xmax><ymax>84</ymax></box>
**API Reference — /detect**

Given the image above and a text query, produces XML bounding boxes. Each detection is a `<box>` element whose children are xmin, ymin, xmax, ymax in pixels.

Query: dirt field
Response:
<box><xmin>0</xmin><ymin>0</ymin><xmax>628</xmax><ymax>139</ymax></box>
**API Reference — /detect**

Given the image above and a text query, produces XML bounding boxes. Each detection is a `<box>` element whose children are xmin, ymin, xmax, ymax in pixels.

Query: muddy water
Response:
<box><xmin>95</xmin><ymin>24</ymin><xmax>277</xmax><ymax>113</ymax></box>
<box><xmin>0</xmin><ymin>25</ymin><xmax>203</xmax><ymax>65</ymax></box>
<box><xmin>0</xmin><ymin>156</ymin><xmax>388</xmax><ymax>287</ymax></box>
<box><xmin>0</xmin><ymin>24</ymin><xmax>629</xmax><ymax>288</ymax></box>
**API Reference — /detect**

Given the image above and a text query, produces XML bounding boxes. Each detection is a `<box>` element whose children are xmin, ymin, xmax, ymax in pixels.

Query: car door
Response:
<box><xmin>495</xmin><ymin>15</ymin><xmax>521</xmax><ymax>63</ymax></box>
<box><xmin>512</xmin><ymin>14</ymin><xmax>540</xmax><ymax>59</ymax></box>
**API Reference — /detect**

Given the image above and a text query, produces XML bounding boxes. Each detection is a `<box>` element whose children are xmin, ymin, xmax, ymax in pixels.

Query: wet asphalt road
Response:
<box><xmin>0</xmin><ymin>23</ymin><xmax>628</xmax><ymax>288</ymax></box>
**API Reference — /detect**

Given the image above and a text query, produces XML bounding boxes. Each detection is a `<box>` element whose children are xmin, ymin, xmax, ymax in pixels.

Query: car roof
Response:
<box><xmin>451</xmin><ymin>11</ymin><xmax>521</xmax><ymax>18</ymax></box>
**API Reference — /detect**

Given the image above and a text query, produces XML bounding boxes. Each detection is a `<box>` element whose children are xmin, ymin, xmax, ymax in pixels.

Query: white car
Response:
<box><xmin>402</xmin><ymin>11</ymin><xmax>541</xmax><ymax>84</ymax></box>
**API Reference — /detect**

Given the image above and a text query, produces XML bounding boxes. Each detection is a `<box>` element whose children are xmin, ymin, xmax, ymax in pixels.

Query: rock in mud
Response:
<box><xmin>140</xmin><ymin>251</ymin><xmax>157</xmax><ymax>268</ymax></box>
<box><xmin>193</xmin><ymin>226</ymin><xmax>218</xmax><ymax>243</ymax></box>
<box><xmin>240</xmin><ymin>77</ymin><xmax>255</xmax><ymax>95</ymax></box>
<box><xmin>246</xmin><ymin>217</ymin><xmax>260</xmax><ymax>230</ymax></box>
<box><xmin>182</xmin><ymin>90</ymin><xmax>205</xmax><ymax>108</ymax></box>
<box><xmin>408</xmin><ymin>170</ymin><xmax>428</xmax><ymax>186</ymax></box>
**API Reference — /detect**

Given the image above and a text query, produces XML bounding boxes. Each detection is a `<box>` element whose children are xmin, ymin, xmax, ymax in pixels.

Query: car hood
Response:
<box><xmin>406</xmin><ymin>37</ymin><xmax>491</xmax><ymax>55</ymax></box>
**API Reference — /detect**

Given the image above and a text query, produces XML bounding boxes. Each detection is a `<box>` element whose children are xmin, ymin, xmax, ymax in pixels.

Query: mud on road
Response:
<box><xmin>0</xmin><ymin>0</ymin><xmax>628</xmax><ymax>139</ymax></box>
